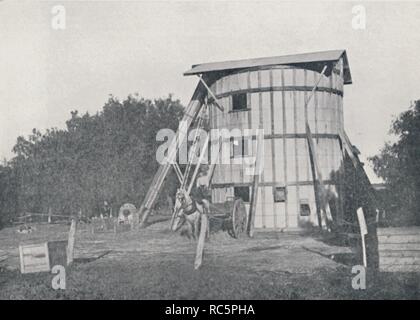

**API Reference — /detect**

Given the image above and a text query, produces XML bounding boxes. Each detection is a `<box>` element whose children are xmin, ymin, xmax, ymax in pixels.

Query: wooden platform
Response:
<box><xmin>378</xmin><ymin>227</ymin><xmax>420</xmax><ymax>272</ymax></box>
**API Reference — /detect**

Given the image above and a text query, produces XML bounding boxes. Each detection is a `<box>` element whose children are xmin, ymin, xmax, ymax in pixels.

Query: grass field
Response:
<box><xmin>0</xmin><ymin>219</ymin><xmax>418</xmax><ymax>299</ymax></box>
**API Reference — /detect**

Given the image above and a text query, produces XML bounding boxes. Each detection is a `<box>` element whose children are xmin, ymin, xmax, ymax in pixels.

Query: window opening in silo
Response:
<box><xmin>234</xmin><ymin>186</ymin><xmax>250</xmax><ymax>202</ymax></box>
<box><xmin>232</xmin><ymin>93</ymin><xmax>247</xmax><ymax>111</ymax></box>
<box><xmin>300</xmin><ymin>201</ymin><xmax>311</xmax><ymax>216</ymax></box>
<box><xmin>273</xmin><ymin>186</ymin><xmax>286</xmax><ymax>202</ymax></box>
<box><xmin>230</xmin><ymin>136</ymin><xmax>250</xmax><ymax>158</ymax></box>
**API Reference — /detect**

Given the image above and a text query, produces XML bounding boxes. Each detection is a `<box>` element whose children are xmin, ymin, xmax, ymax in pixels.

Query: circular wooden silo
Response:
<box><xmin>208</xmin><ymin>58</ymin><xmax>346</xmax><ymax>230</ymax></box>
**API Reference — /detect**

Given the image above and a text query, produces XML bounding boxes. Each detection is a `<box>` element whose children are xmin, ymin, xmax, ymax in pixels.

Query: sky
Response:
<box><xmin>1</xmin><ymin>1</ymin><xmax>420</xmax><ymax>182</ymax></box>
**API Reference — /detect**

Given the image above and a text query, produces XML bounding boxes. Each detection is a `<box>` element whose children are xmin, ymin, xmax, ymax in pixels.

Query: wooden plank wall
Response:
<box><xmin>378</xmin><ymin>227</ymin><xmax>420</xmax><ymax>272</ymax></box>
<box><xmin>209</xmin><ymin>62</ymin><xmax>345</xmax><ymax>230</ymax></box>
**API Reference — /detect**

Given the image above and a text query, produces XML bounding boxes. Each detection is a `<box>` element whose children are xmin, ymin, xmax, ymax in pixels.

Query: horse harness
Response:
<box><xmin>180</xmin><ymin>197</ymin><xmax>198</xmax><ymax>216</ymax></box>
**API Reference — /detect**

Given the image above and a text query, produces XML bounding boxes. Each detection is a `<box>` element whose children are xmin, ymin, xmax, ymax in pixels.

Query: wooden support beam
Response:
<box><xmin>247</xmin><ymin>130</ymin><xmax>264</xmax><ymax>237</ymax></box>
<box><xmin>172</xmin><ymin>162</ymin><xmax>184</xmax><ymax>184</ymax></box>
<box><xmin>194</xmin><ymin>213</ymin><xmax>208</xmax><ymax>270</ymax></box>
<box><xmin>169</xmin><ymin>197</ymin><xmax>181</xmax><ymax>231</ymax></box>
<box><xmin>304</xmin><ymin>66</ymin><xmax>328</xmax><ymax>106</ymax></box>
<box><xmin>170</xmin><ymin>134</ymin><xmax>209</xmax><ymax>231</ymax></box>
<box><xmin>305</xmin><ymin>123</ymin><xmax>333</xmax><ymax>228</ymax></box>
<box><xmin>181</xmin><ymin>109</ymin><xmax>206</xmax><ymax>190</ymax></box>
<box><xmin>198</xmin><ymin>75</ymin><xmax>224</xmax><ymax>112</ymax></box>
<box><xmin>338</xmin><ymin>130</ymin><xmax>359</xmax><ymax>168</ymax></box>
<box><xmin>138</xmin><ymin>81</ymin><xmax>206</xmax><ymax>228</ymax></box>
<box><xmin>139</xmin><ymin>73</ymin><xmax>253</xmax><ymax>230</ymax></box>
<box><xmin>303</xmin><ymin>65</ymin><xmax>333</xmax><ymax>230</ymax></box>
<box><xmin>187</xmin><ymin>135</ymin><xmax>210</xmax><ymax>194</ymax></box>
<box><xmin>306</xmin><ymin>124</ymin><xmax>325</xmax><ymax>229</ymax></box>
<box><xmin>207</xmin><ymin>136</ymin><xmax>223</xmax><ymax>187</ymax></box>
<box><xmin>339</xmin><ymin>129</ymin><xmax>378</xmax><ymax>209</ymax></box>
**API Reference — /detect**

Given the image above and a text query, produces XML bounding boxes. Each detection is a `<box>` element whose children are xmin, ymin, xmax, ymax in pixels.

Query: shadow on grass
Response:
<box><xmin>140</xmin><ymin>215</ymin><xmax>172</xmax><ymax>228</ymax></box>
<box><xmin>74</xmin><ymin>250</ymin><xmax>113</xmax><ymax>264</ymax></box>
<box><xmin>245</xmin><ymin>245</ymin><xmax>287</xmax><ymax>252</ymax></box>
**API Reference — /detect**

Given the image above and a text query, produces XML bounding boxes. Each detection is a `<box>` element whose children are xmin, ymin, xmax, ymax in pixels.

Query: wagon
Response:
<box><xmin>207</xmin><ymin>197</ymin><xmax>248</xmax><ymax>239</ymax></box>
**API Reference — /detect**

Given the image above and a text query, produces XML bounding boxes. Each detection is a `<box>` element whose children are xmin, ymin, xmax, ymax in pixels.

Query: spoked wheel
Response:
<box><xmin>227</xmin><ymin>198</ymin><xmax>248</xmax><ymax>239</ymax></box>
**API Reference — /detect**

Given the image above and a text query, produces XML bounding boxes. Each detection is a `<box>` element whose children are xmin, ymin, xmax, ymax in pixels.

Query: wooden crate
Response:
<box><xmin>19</xmin><ymin>243</ymin><xmax>50</xmax><ymax>274</ymax></box>
<box><xmin>18</xmin><ymin>219</ymin><xmax>77</xmax><ymax>273</ymax></box>
<box><xmin>378</xmin><ymin>227</ymin><xmax>420</xmax><ymax>272</ymax></box>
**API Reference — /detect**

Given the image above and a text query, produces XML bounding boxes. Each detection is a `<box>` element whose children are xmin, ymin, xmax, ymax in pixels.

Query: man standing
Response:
<box><xmin>100</xmin><ymin>200</ymin><xmax>112</xmax><ymax>218</ymax></box>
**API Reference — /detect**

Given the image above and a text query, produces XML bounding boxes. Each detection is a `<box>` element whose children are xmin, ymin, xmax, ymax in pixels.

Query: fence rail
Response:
<box><xmin>14</xmin><ymin>212</ymin><xmax>74</xmax><ymax>224</ymax></box>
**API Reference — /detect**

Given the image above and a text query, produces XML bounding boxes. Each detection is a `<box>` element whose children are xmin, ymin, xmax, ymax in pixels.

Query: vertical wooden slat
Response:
<box><xmin>337</xmin><ymin>85</ymin><xmax>345</xmax><ymax>224</ymax></box>
<box><xmin>293</xmin><ymin>69</ymin><xmax>300</xmax><ymax>222</ymax></box>
<box><xmin>247</xmin><ymin>130</ymin><xmax>264</xmax><ymax>237</ymax></box>
<box><xmin>304</xmin><ymin>70</ymin><xmax>311</xmax><ymax>201</ymax></box>
<box><xmin>247</xmin><ymin>71</ymin><xmax>252</xmax><ymax>130</ymax></box>
<box><xmin>269</xmin><ymin>70</ymin><xmax>278</xmax><ymax>229</ymax></box>
<box><xmin>194</xmin><ymin>213</ymin><xmax>209</xmax><ymax>270</ymax></box>
<box><xmin>246</xmin><ymin>71</ymin><xmax>253</xmax><ymax>186</ymax></box>
<box><xmin>281</xmin><ymin>69</ymin><xmax>289</xmax><ymax>228</ymax></box>
<box><xmin>257</xmin><ymin>70</ymin><xmax>266</xmax><ymax>227</ymax></box>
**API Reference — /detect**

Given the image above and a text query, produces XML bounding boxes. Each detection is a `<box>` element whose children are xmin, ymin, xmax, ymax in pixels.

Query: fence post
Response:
<box><xmin>67</xmin><ymin>218</ymin><xmax>77</xmax><ymax>266</ymax></box>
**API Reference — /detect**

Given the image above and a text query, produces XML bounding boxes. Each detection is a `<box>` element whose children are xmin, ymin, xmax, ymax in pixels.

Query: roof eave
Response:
<box><xmin>184</xmin><ymin>49</ymin><xmax>353</xmax><ymax>84</ymax></box>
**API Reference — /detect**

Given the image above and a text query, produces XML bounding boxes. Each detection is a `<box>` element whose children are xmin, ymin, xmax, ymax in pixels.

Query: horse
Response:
<box><xmin>171</xmin><ymin>189</ymin><xmax>207</xmax><ymax>240</ymax></box>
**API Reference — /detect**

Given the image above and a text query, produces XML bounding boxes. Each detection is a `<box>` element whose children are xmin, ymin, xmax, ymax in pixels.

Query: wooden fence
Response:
<box><xmin>14</xmin><ymin>212</ymin><xmax>73</xmax><ymax>225</ymax></box>
<box><xmin>378</xmin><ymin>227</ymin><xmax>420</xmax><ymax>272</ymax></box>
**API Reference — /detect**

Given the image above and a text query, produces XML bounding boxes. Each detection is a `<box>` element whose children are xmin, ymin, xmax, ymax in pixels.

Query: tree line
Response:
<box><xmin>0</xmin><ymin>94</ymin><xmax>184</xmax><ymax>228</ymax></box>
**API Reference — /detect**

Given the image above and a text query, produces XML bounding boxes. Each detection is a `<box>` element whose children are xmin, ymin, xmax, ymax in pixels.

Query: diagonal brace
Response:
<box><xmin>172</xmin><ymin>162</ymin><xmax>185</xmax><ymax>184</ymax></box>
<box><xmin>198</xmin><ymin>75</ymin><xmax>224</xmax><ymax>112</ymax></box>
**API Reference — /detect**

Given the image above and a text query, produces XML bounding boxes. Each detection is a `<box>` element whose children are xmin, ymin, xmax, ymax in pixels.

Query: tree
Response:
<box><xmin>0</xmin><ymin>164</ymin><xmax>18</xmax><ymax>228</ymax></box>
<box><xmin>369</xmin><ymin>100</ymin><xmax>420</xmax><ymax>226</ymax></box>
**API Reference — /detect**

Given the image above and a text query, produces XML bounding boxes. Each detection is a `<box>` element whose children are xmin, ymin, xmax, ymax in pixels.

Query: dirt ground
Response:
<box><xmin>0</xmin><ymin>218</ymin><xmax>419</xmax><ymax>299</ymax></box>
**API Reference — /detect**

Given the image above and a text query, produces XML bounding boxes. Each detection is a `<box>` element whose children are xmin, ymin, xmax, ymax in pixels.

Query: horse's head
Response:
<box><xmin>176</xmin><ymin>189</ymin><xmax>191</xmax><ymax>205</ymax></box>
<box><xmin>171</xmin><ymin>189</ymin><xmax>188</xmax><ymax>231</ymax></box>
<box><xmin>175</xmin><ymin>189</ymin><xmax>184</xmax><ymax>201</ymax></box>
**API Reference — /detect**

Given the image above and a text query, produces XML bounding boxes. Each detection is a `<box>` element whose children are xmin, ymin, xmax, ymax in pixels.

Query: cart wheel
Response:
<box><xmin>228</xmin><ymin>198</ymin><xmax>248</xmax><ymax>239</ymax></box>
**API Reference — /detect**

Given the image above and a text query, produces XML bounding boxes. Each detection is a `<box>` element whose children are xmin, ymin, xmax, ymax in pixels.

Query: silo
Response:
<box><xmin>184</xmin><ymin>50</ymin><xmax>352</xmax><ymax>230</ymax></box>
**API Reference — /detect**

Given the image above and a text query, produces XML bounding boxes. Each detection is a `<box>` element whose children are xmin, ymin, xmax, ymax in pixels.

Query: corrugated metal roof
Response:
<box><xmin>184</xmin><ymin>49</ymin><xmax>352</xmax><ymax>84</ymax></box>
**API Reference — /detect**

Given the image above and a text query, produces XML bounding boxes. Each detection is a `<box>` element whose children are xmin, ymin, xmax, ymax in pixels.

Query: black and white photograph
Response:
<box><xmin>0</xmin><ymin>0</ymin><xmax>419</xmax><ymax>305</ymax></box>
